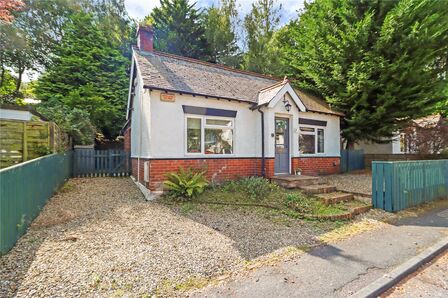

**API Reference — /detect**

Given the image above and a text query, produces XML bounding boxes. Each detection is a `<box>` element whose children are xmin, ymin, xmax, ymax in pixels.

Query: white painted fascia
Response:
<box><xmin>126</xmin><ymin>50</ymin><xmax>145</xmax><ymax>120</ymax></box>
<box><xmin>267</xmin><ymin>83</ymin><xmax>307</xmax><ymax>112</ymax></box>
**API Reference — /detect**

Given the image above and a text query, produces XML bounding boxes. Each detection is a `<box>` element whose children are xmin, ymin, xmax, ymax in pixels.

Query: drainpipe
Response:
<box><xmin>258</xmin><ymin>108</ymin><xmax>266</xmax><ymax>177</ymax></box>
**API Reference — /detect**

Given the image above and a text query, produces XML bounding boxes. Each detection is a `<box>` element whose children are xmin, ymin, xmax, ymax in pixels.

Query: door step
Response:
<box><xmin>316</xmin><ymin>192</ymin><xmax>354</xmax><ymax>205</ymax></box>
<box><xmin>271</xmin><ymin>175</ymin><xmax>321</xmax><ymax>189</ymax></box>
<box><xmin>300</xmin><ymin>184</ymin><xmax>337</xmax><ymax>194</ymax></box>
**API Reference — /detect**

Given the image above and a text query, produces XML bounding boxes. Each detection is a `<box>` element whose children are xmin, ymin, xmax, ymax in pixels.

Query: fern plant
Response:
<box><xmin>164</xmin><ymin>167</ymin><xmax>209</xmax><ymax>200</ymax></box>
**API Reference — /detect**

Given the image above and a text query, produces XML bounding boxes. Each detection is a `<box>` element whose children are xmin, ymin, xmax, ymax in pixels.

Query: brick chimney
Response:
<box><xmin>137</xmin><ymin>26</ymin><xmax>154</xmax><ymax>52</ymax></box>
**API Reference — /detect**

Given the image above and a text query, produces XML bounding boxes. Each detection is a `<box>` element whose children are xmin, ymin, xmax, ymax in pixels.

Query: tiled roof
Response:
<box><xmin>257</xmin><ymin>81</ymin><xmax>287</xmax><ymax>106</ymax></box>
<box><xmin>412</xmin><ymin>114</ymin><xmax>443</xmax><ymax>128</ymax></box>
<box><xmin>135</xmin><ymin>49</ymin><xmax>342</xmax><ymax>116</ymax></box>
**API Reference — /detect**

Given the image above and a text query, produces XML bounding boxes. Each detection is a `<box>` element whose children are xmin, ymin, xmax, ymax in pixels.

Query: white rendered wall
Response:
<box><xmin>132</xmin><ymin>88</ymin><xmax>341</xmax><ymax>159</ymax></box>
<box><xmin>130</xmin><ymin>76</ymin><xmax>151</xmax><ymax>158</ymax></box>
<box><xmin>148</xmin><ymin>90</ymin><xmax>261</xmax><ymax>158</ymax></box>
<box><xmin>354</xmin><ymin>140</ymin><xmax>395</xmax><ymax>154</ymax></box>
<box><xmin>297</xmin><ymin>111</ymin><xmax>341</xmax><ymax>157</ymax></box>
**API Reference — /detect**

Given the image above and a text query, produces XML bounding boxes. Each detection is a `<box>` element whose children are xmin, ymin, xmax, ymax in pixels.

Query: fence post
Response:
<box><xmin>22</xmin><ymin>122</ymin><xmax>28</xmax><ymax>162</ymax></box>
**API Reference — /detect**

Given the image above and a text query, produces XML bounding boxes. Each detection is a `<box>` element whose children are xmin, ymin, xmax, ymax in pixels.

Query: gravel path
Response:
<box><xmin>321</xmin><ymin>173</ymin><xmax>372</xmax><ymax>195</ymax></box>
<box><xmin>0</xmin><ymin>178</ymin><xmax>331</xmax><ymax>297</ymax></box>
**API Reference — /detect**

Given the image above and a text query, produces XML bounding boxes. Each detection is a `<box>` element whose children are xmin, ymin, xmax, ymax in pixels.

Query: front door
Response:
<box><xmin>274</xmin><ymin>117</ymin><xmax>290</xmax><ymax>174</ymax></box>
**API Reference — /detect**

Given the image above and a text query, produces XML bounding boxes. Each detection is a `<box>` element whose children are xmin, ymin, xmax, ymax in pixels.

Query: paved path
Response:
<box><xmin>194</xmin><ymin>202</ymin><xmax>448</xmax><ymax>298</ymax></box>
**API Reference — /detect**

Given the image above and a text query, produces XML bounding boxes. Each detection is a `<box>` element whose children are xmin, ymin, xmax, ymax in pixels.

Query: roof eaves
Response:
<box><xmin>143</xmin><ymin>85</ymin><xmax>255</xmax><ymax>105</ymax></box>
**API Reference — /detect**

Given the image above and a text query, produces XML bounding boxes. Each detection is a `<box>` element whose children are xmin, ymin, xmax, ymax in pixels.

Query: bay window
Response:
<box><xmin>299</xmin><ymin>126</ymin><xmax>325</xmax><ymax>154</ymax></box>
<box><xmin>186</xmin><ymin>116</ymin><xmax>234</xmax><ymax>154</ymax></box>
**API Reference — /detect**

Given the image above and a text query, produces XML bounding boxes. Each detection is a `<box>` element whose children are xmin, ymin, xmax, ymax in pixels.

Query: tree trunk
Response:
<box><xmin>345</xmin><ymin>140</ymin><xmax>355</xmax><ymax>150</ymax></box>
<box><xmin>15</xmin><ymin>67</ymin><xmax>24</xmax><ymax>92</ymax></box>
<box><xmin>0</xmin><ymin>67</ymin><xmax>4</xmax><ymax>88</ymax></box>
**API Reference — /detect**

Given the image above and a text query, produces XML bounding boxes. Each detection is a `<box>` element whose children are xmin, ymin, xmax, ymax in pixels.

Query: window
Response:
<box><xmin>186</xmin><ymin>116</ymin><xmax>234</xmax><ymax>154</ymax></box>
<box><xmin>186</xmin><ymin>118</ymin><xmax>201</xmax><ymax>153</ymax></box>
<box><xmin>299</xmin><ymin>126</ymin><xmax>325</xmax><ymax>154</ymax></box>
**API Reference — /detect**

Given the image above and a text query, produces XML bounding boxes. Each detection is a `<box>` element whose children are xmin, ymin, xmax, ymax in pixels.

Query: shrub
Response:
<box><xmin>221</xmin><ymin>177</ymin><xmax>279</xmax><ymax>201</ymax></box>
<box><xmin>164</xmin><ymin>167</ymin><xmax>209</xmax><ymax>200</ymax></box>
<box><xmin>285</xmin><ymin>193</ymin><xmax>312</xmax><ymax>213</ymax></box>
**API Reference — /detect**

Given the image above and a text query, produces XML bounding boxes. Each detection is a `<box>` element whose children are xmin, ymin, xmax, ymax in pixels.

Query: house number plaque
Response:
<box><xmin>160</xmin><ymin>93</ymin><xmax>176</xmax><ymax>102</ymax></box>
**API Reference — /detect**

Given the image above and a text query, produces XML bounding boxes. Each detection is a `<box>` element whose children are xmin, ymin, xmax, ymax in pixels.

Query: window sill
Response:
<box><xmin>184</xmin><ymin>154</ymin><xmax>236</xmax><ymax>158</ymax></box>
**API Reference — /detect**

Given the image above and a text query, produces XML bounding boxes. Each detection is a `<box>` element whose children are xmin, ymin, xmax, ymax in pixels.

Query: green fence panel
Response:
<box><xmin>341</xmin><ymin>149</ymin><xmax>365</xmax><ymax>173</ymax></box>
<box><xmin>372</xmin><ymin>160</ymin><xmax>448</xmax><ymax>212</ymax></box>
<box><xmin>0</xmin><ymin>152</ymin><xmax>72</xmax><ymax>255</ymax></box>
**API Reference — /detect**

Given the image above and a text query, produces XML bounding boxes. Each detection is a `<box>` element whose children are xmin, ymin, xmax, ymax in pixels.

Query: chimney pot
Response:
<box><xmin>137</xmin><ymin>26</ymin><xmax>154</xmax><ymax>52</ymax></box>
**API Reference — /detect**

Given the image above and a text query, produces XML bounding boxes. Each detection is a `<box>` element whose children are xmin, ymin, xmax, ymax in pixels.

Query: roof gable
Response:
<box><xmin>264</xmin><ymin>83</ymin><xmax>307</xmax><ymax>112</ymax></box>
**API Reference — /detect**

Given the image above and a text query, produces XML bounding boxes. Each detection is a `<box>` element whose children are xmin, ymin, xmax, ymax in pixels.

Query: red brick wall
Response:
<box><xmin>146</xmin><ymin>158</ymin><xmax>263</xmax><ymax>191</ymax></box>
<box><xmin>291</xmin><ymin>157</ymin><xmax>340</xmax><ymax>175</ymax></box>
<box><xmin>123</xmin><ymin>127</ymin><xmax>131</xmax><ymax>152</ymax></box>
<box><xmin>131</xmin><ymin>156</ymin><xmax>340</xmax><ymax>191</ymax></box>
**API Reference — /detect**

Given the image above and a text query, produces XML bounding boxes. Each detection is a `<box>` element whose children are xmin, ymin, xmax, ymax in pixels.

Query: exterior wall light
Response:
<box><xmin>283</xmin><ymin>95</ymin><xmax>292</xmax><ymax>112</ymax></box>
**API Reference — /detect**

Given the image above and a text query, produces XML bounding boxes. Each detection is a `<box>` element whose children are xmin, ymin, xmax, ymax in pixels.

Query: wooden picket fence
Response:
<box><xmin>72</xmin><ymin>148</ymin><xmax>131</xmax><ymax>177</ymax></box>
<box><xmin>372</xmin><ymin>160</ymin><xmax>448</xmax><ymax>212</ymax></box>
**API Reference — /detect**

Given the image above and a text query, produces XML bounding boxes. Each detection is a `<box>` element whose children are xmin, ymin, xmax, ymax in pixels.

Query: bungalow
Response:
<box><xmin>123</xmin><ymin>26</ymin><xmax>344</xmax><ymax>191</ymax></box>
<box><xmin>354</xmin><ymin>114</ymin><xmax>448</xmax><ymax>154</ymax></box>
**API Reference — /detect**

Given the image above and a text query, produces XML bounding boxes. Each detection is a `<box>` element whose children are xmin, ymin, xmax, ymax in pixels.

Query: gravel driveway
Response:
<box><xmin>321</xmin><ymin>172</ymin><xmax>372</xmax><ymax>195</ymax></box>
<box><xmin>0</xmin><ymin>177</ymin><xmax>330</xmax><ymax>297</ymax></box>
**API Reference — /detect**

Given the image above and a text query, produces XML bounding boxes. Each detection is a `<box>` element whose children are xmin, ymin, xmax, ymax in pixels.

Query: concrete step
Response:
<box><xmin>271</xmin><ymin>175</ymin><xmax>321</xmax><ymax>189</ymax></box>
<box><xmin>300</xmin><ymin>184</ymin><xmax>337</xmax><ymax>194</ymax></box>
<box><xmin>316</xmin><ymin>192</ymin><xmax>354</xmax><ymax>205</ymax></box>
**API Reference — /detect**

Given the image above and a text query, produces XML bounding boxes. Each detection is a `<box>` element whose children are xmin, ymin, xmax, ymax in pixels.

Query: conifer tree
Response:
<box><xmin>279</xmin><ymin>0</ymin><xmax>448</xmax><ymax>147</ymax></box>
<box><xmin>36</xmin><ymin>13</ymin><xmax>129</xmax><ymax>141</ymax></box>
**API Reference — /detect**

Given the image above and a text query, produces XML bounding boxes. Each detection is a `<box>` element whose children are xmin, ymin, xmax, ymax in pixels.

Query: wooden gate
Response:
<box><xmin>341</xmin><ymin>149</ymin><xmax>365</xmax><ymax>172</ymax></box>
<box><xmin>73</xmin><ymin>148</ymin><xmax>131</xmax><ymax>177</ymax></box>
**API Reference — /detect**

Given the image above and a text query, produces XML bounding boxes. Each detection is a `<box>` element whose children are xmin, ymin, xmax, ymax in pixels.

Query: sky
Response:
<box><xmin>124</xmin><ymin>0</ymin><xmax>306</xmax><ymax>26</ymax></box>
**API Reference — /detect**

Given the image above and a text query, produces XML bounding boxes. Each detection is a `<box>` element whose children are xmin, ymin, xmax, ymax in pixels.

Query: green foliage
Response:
<box><xmin>35</xmin><ymin>13</ymin><xmax>129</xmax><ymax>141</ymax></box>
<box><xmin>164</xmin><ymin>167</ymin><xmax>209</xmax><ymax>200</ymax></box>
<box><xmin>284</xmin><ymin>193</ymin><xmax>311</xmax><ymax>213</ymax></box>
<box><xmin>37</xmin><ymin>105</ymin><xmax>96</xmax><ymax>145</ymax></box>
<box><xmin>221</xmin><ymin>176</ymin><xmax>279</xmax><ymax>201</ymax></box>
<box><xmin>149</xmin><ymin>0</ymin><xmax>211</xmax><ymax>60</ymax></box>
<box><xmin>278</xmin><ymin>0</ymin><xmax>448</xmax><ymax>146</ymax></box>
<box><xmin>0</xmin><ymin>70</ymin><xmax>17</xmax><ymax>104</ymax></box>
<box><xmin>242</xmin><ymin>0</ymin><xmax>282</xmax><ymax>73</ymax></box>
<box><xmin>203</xmin><ymin>0</ymin><xmax>241</xmax><ymax>67</ymax></box>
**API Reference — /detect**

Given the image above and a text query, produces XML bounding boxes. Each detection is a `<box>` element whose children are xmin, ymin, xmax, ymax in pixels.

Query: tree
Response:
<box><xmin>0</xmin><ymin>0</ymin><xmax>23</xmax><ymax>23</ymax></box>
<box><xmin>203</xmin><ymin>0</ymin><xmax>240</xmax><ymax>67</ymax></box>
<box><xmin>279</xmin><ymin>0</ymin><xmax>448</xmax><ymax>147</ymax></box>
<box><xmin>36</xmin><ymin>13</ymin><xmax>130</xmax><ymax>141</ymax></box>
<box><xmin>148</xmin><ymin>0</ymin><xmax>211</xmax><ymax>60</ymax></box>
<box><xmin>0</xmin><ymin>70</ymin><xmax>17</xmax><ymax>104</ymax></box>
<box><xmin>243</xmin><ymin>0</ymin><xmax>281</xmax><ymax>73</ymax></box>
<box><xmin>1</xmin><ymin>0</ymin><xmax>134</xmax><ymax>100</ymax></box>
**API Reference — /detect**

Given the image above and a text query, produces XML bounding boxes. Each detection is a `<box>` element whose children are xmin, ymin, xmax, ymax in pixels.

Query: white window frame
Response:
<box><xmin>298</xmin><ymin>124</ymin><xmax>326</xmax><ymax>155</ymax></box>
<box><xmin>185</xmin><ymin>115</ymin><xmax>235</xmax><ymax>156</ymax></box>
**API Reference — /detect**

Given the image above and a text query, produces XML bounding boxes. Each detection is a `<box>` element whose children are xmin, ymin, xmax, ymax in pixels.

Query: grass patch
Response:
<box><xmin>179</xmin><ymin>202</ymin><xmax>198</xmax><ymax>215</ymax></box>
<box><xmin>58</xmin><ymin>181</ymin><xmax>75</xmax><ymax>194</ymax></box>
<box><xmin>163</xmin><ymin>177</ymin><xmax>368</xmax><ymax>222</ymax></box>
<box><xmin>318</xmin><ymin>218</ymin><xmax>386</xmax><ymax>243</ymax></box>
